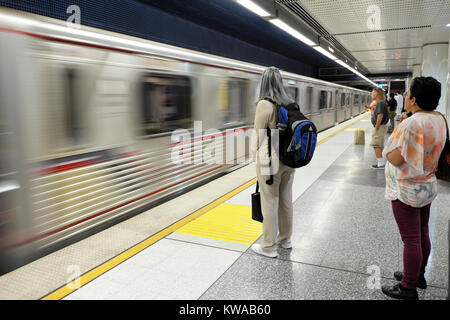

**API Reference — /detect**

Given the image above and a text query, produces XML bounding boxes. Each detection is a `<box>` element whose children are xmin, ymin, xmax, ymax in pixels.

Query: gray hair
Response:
<box><xmin>258</xmin><ymin>66</ymin><xmax>293</xmax><ymax>106</ymax></box>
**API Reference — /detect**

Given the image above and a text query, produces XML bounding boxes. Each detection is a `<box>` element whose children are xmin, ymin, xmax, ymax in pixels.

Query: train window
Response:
<box><xmin>63</xmin><ymin>69</ymin><xmax>84</xmax><ymax>146</ymax></box>
<box><xmin>285</xmin><ymin>86</ymin><xmax>298</xmax><ymax>103</ymax></box>
<box><xmin>319</xmin><ymin>91</ymin><xmax>328</xmax><ymax>110</ymax></box>
<box><xmin>346</xmin><ymin>93</ymin><xmax>351</xmax><ymax>106</ymax></box>
<box><xmin>361</xmin><ymin>95</ymin><xmax>366</xmax><ymax>105</ymax></box>
<box><xmin>140</xmin><ymin>74</ymin><xmax>192</xmax><ymax>135</ymax></box>
<box><xmin>220</xmin><ymin>78</ymin><xmax>247</xmax><ymax>128</ymax></box>
<box><xmin>302</xmin><ymin>86</ymin><xmax>313</xmax><ymax>113</ymax></box>
<box><xmin>340</xmin><ymin>93</ymin><xmax>345</xmax><ymax>107</ymax></box>
<box><xmin>334</xmin><ymin>91</ymin><xmax>339</xmax><ymax>108</ymax></box>
<box><xmin>0</xmin><ymin>95</ymin><xmax>10</xmax><ymax>176</ymax></box>
<box><xmin>354</xmin><ymin>94</ymin><xmax>360</xmax><ymax>105</ymax></box>
<box><xmin>327</xmin><ymin>92</ymin><xmax>332</xmax><ymax>109</ymax></box>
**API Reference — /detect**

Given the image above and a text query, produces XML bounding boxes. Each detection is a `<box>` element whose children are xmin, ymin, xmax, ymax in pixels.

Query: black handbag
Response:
<box><xmin>251</xmin><ymin>182</ymin><xmax>263</xmax><ymax>223</ymax></box>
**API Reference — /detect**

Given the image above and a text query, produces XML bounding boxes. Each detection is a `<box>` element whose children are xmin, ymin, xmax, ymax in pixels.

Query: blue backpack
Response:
<box><xmin>264</xmin><ymin>98</ymin><xmax>317</xmax><ymax>184</ymax></box>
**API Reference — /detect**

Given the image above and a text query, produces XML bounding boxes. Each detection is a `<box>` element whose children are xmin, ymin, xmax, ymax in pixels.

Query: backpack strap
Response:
<box><xmin>263</xmin><ymin>97</ymin><xmax>276</xmax><ymax>105</ymax></box>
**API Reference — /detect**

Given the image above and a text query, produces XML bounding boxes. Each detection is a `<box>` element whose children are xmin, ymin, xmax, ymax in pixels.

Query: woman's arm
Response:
<box><xmin>254</xmin><ymin>100</ymin><xmax>273</xmax><ymax>146</ymax></box>
<box><xmin>386</xmin><ymin>148</ymin><xmax>405</xmax><ymax>167</ymax></box>
<box><xmin>251</xmin><ymin>100</ymin><xmax>273</xmax><ymax>158</ymax></box>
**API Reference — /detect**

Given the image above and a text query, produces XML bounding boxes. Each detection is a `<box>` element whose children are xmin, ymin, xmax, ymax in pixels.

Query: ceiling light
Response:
<box><xmin>313</xmin><ymin>46</ymin><xmax>337</xmax><ymax>60</ymax></box>
<box><xmin>447</xmin><ymin>23</ymin><xmax>450</xmax><ymax>27</ymax></box>
<box><xmin>328</xmin><ymin>47</ymin><xmax>334</xmax><ymax>53</ymax></box>
<box><xmin>270</xmin><ymin>19</ymin><xmax>317</xmax><ymax>46</ymax></box>
<box><xmin>236</xmin><ymin>0</ymin><xmax>271</xmax><ymax>17</ymax></box>
<box><xmin>335</xmin><ymin>60</ymin><xmax>377</xmax><ymax>87</ymax></box>
<box><xmin>335</xmin><ymin>59</ymin><xmax>350</xmax><ymax>69</ymax></box>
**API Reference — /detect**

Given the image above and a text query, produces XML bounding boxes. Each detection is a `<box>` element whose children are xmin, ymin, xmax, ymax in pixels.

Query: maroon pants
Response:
<box><xmin>391</xmin><ymin>199</ymin><xmax>431</xmax><ymax>290</ymax></box>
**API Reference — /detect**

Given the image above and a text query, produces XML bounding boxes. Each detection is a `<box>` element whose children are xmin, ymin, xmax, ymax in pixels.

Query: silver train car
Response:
<box><xmin>0</xmin><ymin>8</ymin><xmax>371</xmax><ymax>272</ymax></box>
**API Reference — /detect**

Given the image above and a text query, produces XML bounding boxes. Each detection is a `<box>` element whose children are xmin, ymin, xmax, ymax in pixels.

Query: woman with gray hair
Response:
<box><xmin>251</xmin><ymin>66</ymin><xmax>296</xmax><ymax>258</ymax></box>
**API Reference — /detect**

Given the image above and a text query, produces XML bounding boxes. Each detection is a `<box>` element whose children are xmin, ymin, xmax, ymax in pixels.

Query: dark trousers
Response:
<box><xmin>391</xmin><ymin>199</ymin><xmax>431</xmax><ymax>289</ymax></box>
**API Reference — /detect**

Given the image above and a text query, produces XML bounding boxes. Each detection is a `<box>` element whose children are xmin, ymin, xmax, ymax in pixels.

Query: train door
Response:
<box><xmin>0</xmin><ymin>39</ymin><xmax>35</xmax><ymax>270</ymax></box>
<box><xmin>345</xmin><ymin>92</ymin><xmax>352</xmax><ymax>119</ymax></box>
<box><xmin>353</xmin><ymin>93</ymin><xmax>360</xmax><ymax>116</ymax></box>
<box><xmin>337</xmin><ymin>91</ymin><xmax>345</xmax><ymax>123</ymax></box>
<box><xmin>301</xmin><ymin>86</ymin><xmax>313</xmax><ymax>114</ymax></box>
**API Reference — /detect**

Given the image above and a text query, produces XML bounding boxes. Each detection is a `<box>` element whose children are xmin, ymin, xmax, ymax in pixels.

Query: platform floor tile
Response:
<box><xmin>64</xmin><ymin>238</ymin><xmax>242</xmax><ymax>300</ymax></box>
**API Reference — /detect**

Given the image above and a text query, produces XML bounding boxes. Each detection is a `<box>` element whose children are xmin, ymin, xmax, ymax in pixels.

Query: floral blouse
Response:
<box><xmin>383</xmin><ymin>112</ymin><xmax>447</xmax><ymax>208</ymax></box>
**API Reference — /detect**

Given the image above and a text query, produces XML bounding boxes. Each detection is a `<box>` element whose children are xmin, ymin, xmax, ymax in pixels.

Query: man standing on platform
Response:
<box><xmin>370</xmin><ymin>88</ymin><xmax>389</xmax><ymax>170</ymax></box>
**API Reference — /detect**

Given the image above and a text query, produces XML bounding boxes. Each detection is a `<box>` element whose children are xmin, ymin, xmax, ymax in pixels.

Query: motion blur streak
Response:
<box><xmin>0</xmin><ymin>8</ymin><xmax>369</xmax><ymax>275</ymax></box>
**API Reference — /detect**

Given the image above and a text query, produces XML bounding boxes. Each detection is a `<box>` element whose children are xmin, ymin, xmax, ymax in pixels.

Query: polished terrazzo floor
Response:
<box><xmin>60</xmin><ymin>118</ymin><xmax>449</xmax><ymax>300</ymax></box>
<box><xmin>200</xmin><ymin>138</ymin><xmax>450</xmax><ymax>300</ymax></box>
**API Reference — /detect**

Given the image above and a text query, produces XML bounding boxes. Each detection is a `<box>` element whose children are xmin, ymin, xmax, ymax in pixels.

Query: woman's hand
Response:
<box><xmin>400</xmin><ymin>112</ymin><xmax>409</xmax><ymax>122</ymax></box>
<box><xmin>386</xmin><ymin>148</ymin><xmax>405</xmax><ymax>167</ymax></box>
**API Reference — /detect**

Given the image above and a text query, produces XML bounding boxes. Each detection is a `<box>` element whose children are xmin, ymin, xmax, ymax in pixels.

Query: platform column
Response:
<box><xmin>421</xmin><ymin>42</ymin><xmax>449</xmax><ymax>118</ymax></box>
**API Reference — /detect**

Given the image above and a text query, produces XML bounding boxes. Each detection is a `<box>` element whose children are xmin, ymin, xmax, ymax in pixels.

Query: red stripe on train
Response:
<box><xmin>37</xmin><ymin>158</ymin><xmax>100</xmax><ymax>176</ymax></box>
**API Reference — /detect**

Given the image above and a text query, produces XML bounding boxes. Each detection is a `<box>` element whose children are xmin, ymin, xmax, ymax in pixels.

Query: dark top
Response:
<box><xmin>371</xmin><ymin>100</ymin><xmax>389</xmax><ymax>126</ymax></box>
<box><xmin>388</xmin><ymin>98</ymin><xmax>397</xmax><ymax>112</ymax></box>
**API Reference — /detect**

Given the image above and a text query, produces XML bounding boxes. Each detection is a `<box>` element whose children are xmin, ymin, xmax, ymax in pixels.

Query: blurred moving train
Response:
<box><xmin>0</xmin><ymin>8</ymin><xmax>371</xmax><ymax>273</ymax></box>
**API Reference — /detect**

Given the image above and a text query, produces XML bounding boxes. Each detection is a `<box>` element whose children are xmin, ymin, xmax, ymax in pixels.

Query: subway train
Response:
<box><xmin>0</xmin><ymin>8</ymin><xmax>371</xmax><ymax>272</ymax></box>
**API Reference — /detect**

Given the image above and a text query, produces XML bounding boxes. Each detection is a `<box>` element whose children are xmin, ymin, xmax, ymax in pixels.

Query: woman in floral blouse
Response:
<box><xmin>381</xmin><ymin>77</ymin><xmax>447</xmax><ymax>300</ymax></box>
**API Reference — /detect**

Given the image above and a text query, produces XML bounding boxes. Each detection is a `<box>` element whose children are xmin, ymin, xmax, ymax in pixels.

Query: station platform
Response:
<box><xmin>1</xmin><ymin>112</ymin><xmax>448</xmax><ymax>300</ymax></box>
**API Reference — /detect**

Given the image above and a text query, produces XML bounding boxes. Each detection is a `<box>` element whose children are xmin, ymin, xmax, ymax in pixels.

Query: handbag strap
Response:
<box><xmin>261</xmin><ymin>98</ymin><xmax>274</xmax><ymax>186</ymax></box>
<box><xmin>438</xmin><ymin>112</ymin><xmax>449</xmax><ymax>141</ymax></box>
<box><xmin>266</xmin><ymin>127</ymin><xmax>274</xmax><ymax>185</ymax></box>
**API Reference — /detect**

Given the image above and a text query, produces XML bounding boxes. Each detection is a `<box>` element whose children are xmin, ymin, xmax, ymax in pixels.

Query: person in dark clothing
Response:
<box><xmin>387</xmin><ymin>92</ymin><xmax>397</xmax><ymax>133</ymax></box>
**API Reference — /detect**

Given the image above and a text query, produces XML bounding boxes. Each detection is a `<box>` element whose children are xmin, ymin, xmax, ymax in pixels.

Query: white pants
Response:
<box><xmin>256</xmin><ymin>161</ymin><xmax>295</xmax><ymax>252</ymax></box>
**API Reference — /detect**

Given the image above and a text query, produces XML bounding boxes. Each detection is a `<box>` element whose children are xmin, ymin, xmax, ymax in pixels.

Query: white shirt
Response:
<box><xmin>394</xmin><ymin>95</ymin><xmax>404</xmax><ymax>115</ymax></box>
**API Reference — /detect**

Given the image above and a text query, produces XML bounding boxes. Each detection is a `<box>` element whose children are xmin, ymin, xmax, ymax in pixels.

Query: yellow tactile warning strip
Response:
<box><xmin>344</xmin><ymin>128</ymin><xmax>367</xmax><ymax>131</ymax></box>
<box><xmin>175</xmin><ymin>203</ymin><xmax>261</xmax><ymax>245</ymax></box>
<box><xmin>41</xmin><ymin>113</ymin><xmax>370</xmax><ymax>300</ymax></box>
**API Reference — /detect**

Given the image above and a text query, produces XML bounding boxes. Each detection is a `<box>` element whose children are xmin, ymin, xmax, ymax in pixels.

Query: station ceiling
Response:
<box><xmin>275</xmin><ymin>0</ymin><xmax>450</xmax><ymax>74</ymax></box>
<box><xmin>145</xmin><ymin>0</ymin><xmax>450</xmax><ymax>78</ymax></box>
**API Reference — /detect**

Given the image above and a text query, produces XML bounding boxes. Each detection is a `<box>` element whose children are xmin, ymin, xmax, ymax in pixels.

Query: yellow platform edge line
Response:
<box><xmin>41</xmin><ymin>112</ymin><xmax>369</xmax><ymax>300</ymax></box>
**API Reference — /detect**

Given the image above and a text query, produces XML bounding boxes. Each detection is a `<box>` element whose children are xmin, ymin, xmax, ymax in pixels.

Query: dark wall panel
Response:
<box><xmin>0</xmin><ymin>0</ymin><xmax>318</xmax><ymax>77</ymax></box>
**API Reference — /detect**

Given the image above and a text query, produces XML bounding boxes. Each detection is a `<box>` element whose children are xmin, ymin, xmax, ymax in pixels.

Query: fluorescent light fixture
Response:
<box><xmin>335</xmin><ymin>59</ymin><xmax>377</xmax><ymax>87</ymax></box>
<box><xmin>313</xmin><ymin>46</ymin><xmax>337</xmax><ymax>60</ymax></box>
<box><xmin>236</xmin><ymin>0</ymin><xmax>270</xmax><ymax>17</ymax></box>
<box><xmin>270</xmin><ymin>19</ymin><xmax>316</xmax><ymax>46</ymax></box>
<box><xmin>328</xmin><ymin>46</ymin><xmax>334</xmax><ymax>53</ymax></box>
<box><xmin>447</xmin><ymin>23</ymin><xmax>450</xmax><ymax>27</ymax></box>
<box><xmin>335</xmin><ymin>59</ymin><xmax>350</xmax><ymax>69</ymax></box>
